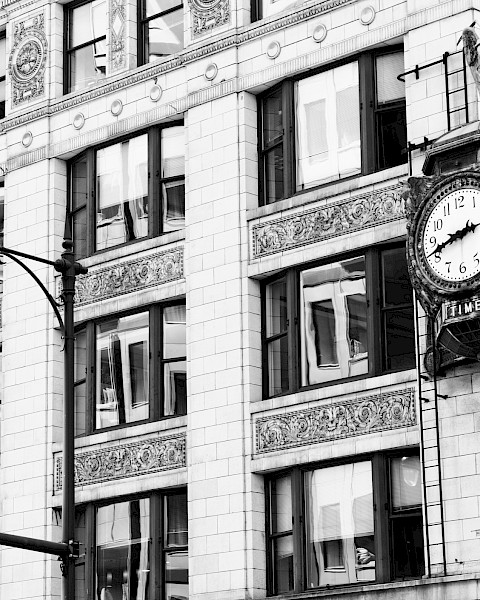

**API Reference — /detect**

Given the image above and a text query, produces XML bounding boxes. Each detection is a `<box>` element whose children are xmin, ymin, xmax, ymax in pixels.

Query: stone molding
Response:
<box><xmin>73</xmin><ymin>246</ymin><xmax>184</xmax><ymax>306</ymax></box>
<box><xmin>109</xmin><ymin>0</ymin><xmax>127</xmax><ymax>73</ymax></box>
<box><xmin>55</xmin><ymin>433</ymin><xmax>186</xmax><ymax>490</ymax></box>
<box><xmin>255</xmin><ymin>388</ymin><xmax>416</xmax><ymax>454</ymax></box>
<box><xmin>8</xmin><ymin>10</ymin><xmax>47</xmax><ymax>107</ymax></box>
<box><xmin>251</xmin><ymin>183</ymin><xmax>404</xmax><ymax>258</ymax></box>
<box><xmin>188</xmin><ymin>0</ymin><xmax>230</xmax><ymax>37</ymax></box>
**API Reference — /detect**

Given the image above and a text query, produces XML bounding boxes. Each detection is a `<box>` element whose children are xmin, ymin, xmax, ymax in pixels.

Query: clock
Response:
<box><xmin>408</xmin><ymin>171</ymin><xmax>480</xmax><ymax>308</ymax></box>
<box><xmin>422</xmin><ymin>187</ymin><xmax>480</xmax><ymax>282</ymax></box>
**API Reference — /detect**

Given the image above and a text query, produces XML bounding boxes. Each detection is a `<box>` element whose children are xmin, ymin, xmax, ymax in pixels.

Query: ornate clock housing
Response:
<box><xmin>407</xmin><ymin>170</ymin><xmax>480</xmax><ymax>315</ymax></box>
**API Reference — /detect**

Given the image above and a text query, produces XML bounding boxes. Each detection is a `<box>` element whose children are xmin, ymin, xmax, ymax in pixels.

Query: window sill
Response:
<box><xmin>252</xmin><ymin>368</ymin><xmax>417</xmax><ymax>415</ymax></box>
<box><xmin>247</xmin><ymin>164</ymin><xmax>408</xmax><ymax>223</ymax></box>
<box><xmin>269</xmin><ymin>573</ymin><xmax>480</xmax><ymax>600</ymax></box>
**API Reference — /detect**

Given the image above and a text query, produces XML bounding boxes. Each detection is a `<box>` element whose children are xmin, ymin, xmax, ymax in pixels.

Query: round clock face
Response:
<box><xmin>423</xmin><ymin>187</ymin><xmax>480</xmax><ymax>282</ymax></box>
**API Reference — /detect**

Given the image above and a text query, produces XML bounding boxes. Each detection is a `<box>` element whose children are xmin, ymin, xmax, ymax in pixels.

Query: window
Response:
<box><xmin>74</xmin><ymin>303</ymin><xmax>186</xmax><ymax>435</ymax></box>
<box><xmin>262</xmin><ymin>244</ymin><xmax>415</xmax><ymax>397</ymax></box>
<box><xmin>69</xmin><ymin>124</ymin><xmax>185</xmax><ymax>259</ymax></box>
<box><xmin>75</xmin><ymin>490</ymin><xmax>188</xmax><ymax>600</ymax></box>
<box><xmin>251</xmin><ymin>0</ymin><xmax>297</xmax><ymax>21</ymax></box>
<box><xmin>65</xmin><ymin>0</ymin><xmax>107</xmax><ymax>93</ymax></box>
<box><xmin>266</xmin><ymin>451</ymin><xmax>423</xmax><ymax>595</ymax></box>
<box><xmin>258</xmin><ymin>49</ymin><xmax>407</xmax><ymax>205</ymax></box>
<box><xmin>0</xmin><ymin>32</ymin><xmax>5</xmax><ymax>119</ymax></box>
<box><xmin>138</xmin><ymin>0</ymin><xmax>184</xmax><ymax>65</ymax></box>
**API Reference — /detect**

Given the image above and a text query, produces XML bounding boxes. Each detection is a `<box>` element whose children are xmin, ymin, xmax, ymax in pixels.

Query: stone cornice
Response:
<box><xmin>254</xmin><ymin>388</ymin><xmax>416</xmax><ymax>454</ymax></box>
<box><xmin>251</xmin><ymin>183</ymin><xmax>405</xmax><ymax>259</ymax></box>
<box><xmin>54</xmin><ymin>432</ymin><xmax>186</xmax><ymax>490</ymax></box>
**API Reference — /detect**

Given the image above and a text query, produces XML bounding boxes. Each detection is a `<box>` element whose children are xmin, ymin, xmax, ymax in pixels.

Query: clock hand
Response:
<box><xmin>426</xmin><ymin>220</ymin><xmax>480</xmax><ymax>259</ymax></box>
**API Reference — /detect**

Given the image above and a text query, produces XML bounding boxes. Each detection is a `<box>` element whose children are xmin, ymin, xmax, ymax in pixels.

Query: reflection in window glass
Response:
<box><xmin>266</xmin><ymin>278</ymin><xmax>289</xmax><ymax>396</ymax></box>
<box><xmin>96</xmin><ymin>135</ymin><xmax>148</xmax><ymax>251</ymax></box>
<box><xmin>161</xmin><ymin>127</ymin><xmax>185</xmax><ymax>233</ymax></box>
<box><xmin>68</xmin><ymin>0</ymin><xmax>107</xmax><ymax>92</ymax></box>
<box><xmin>163</xmin><ymin>305</ymin><xmax>187</xmax><ymax>416</ymax></box>
<box><xmin>296</xmin><ymin>62</ymin><xmax>360</xmax><ymax>190</ymax></box>
<box><xmin>96</xmin><ymin>499</ymin><xmax>150</xmax><ymax>600</ymax></box>
<box><xmin>74</xmin><ymin>330</ymin><xmax>87</xmax><ymax>436</ymax></box>
<box><xmin>74</xmin><ymin>509</ymin><xmax>86</xmax><ymax>600</ymax></box>
<box><xmin>301</xmin><ymin>257</ymin><xmax>367</xmax><ymax>385</ymax></box>
<box><xmin>96</xmin><ymin>313</ymin><xmax>149</xmax><ymax>429</ymax></box>
<box><xmin>165</xmin><ymin>492</ymin><xmax>189</xmax><ymax>600</ymax></box>
<box><xmin>304</xmin><ymin>462</ymin><xmax>375</xmax><ymax>588</ymax></box>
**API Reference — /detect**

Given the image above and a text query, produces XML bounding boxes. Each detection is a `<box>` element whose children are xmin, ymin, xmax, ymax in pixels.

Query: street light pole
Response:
<box><xmin>0</xmin><ymin>219</ymin><xmax>87</xmax><ymax>600</ymax></box>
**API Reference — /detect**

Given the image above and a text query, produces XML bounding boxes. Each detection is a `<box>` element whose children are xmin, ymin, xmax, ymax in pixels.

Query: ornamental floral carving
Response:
<box><xmin>9</xmin><ymin>12</ymin><xmax>47</xmax><ymax>106</ymax></box>
<box><xmin>109</xmin><ymin>0</ymin><xmax>126</xmax><ymax>72</ymax></box>
<box><xmin>55</xmin><ymin>433</ymin><xmax>186</xmax><ymax>490</ymax></box>
<box><xmin>252</xmin><ymin>184</ymin><xmax>404</xmax><ymax>258</ymax></box>
<box><xmin>188</xmin><ymin>0</ymin><xmax>230</xmax><ymax>37</ymax></box>
<box><xmin>255</xmin><ymin>388</ymin><xmax>416</xmax><ymax>454</ymax></box>
<box><xmin>74</xmin><ymin>247</ymin><xmax>184</xmax><ymax>306</ymax></box>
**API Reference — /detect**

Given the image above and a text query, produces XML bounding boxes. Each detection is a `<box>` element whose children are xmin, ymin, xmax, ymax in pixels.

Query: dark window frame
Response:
<box><xmin>261</xmin><ymin>242</ymin><xmax>415</xmax><ymax>398</ymax></box>
<box><xmin>265</xmin><ymin>449</ymin><xmax>423</xmax><ymax>596</ymax></box>
<box><xmin>74</xmin><ymin>301</ymin><xmax>186</xmax><ymax>437</ymax></box>
<box><xmin>75</xmin><ymin>488</ymin><xmax>188</xmax><ymax>600</ymax></box>
<box><xmin>67</xmin><ymin>121</ymin><xmax>185</xmax><ymax>260</ymax></box>
<box><xmin>64</xmin><ymin>0</ymin><xmax>107</xmax><ymax>94</ymax></box>
<box><xmin>258</xmin><ymin>47</ymin><xmax>406</xmax><ymax>206</ymax></box>
<box><xmin>137</xmin><ymin>0</ymin><xmax>184</xmax><ymax>66</ymax></box>
<box><xmin>0</xmin><ymin>31</ymin><xmax>6</xmax><ymax>119</ymax></box>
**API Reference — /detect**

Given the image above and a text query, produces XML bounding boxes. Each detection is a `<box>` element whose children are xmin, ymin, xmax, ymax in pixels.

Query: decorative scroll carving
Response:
<box><xmin>188</xmin><ymin>0</ymin><xmax>230</xmax><ymax>37</ymax></box>
<box><xmin>109</xmin><ymin>0</ymin><xmax>126</xmax><ymax>72</ymax></box>
<box><xmin>255</xmin><ymin>388</ymin><xmax>416</xmax><ymax>454</ymax></box>
<box><xmin>74</xmin><ymin>247</ymin><xmax>184</xmax><ymax>306</ymax></box>
<box><xmin>8</xmin><ymin>12</ymin><xmax>47</xmax><ymax>106</ymax></box>
<box><xmin>55</xmin><ymin>433</ymin><xmax>186</xmax><ymax>490</ymax></box>
<box><xmin>252</xmin><ymin>184</ymin><xmax>404</xmax><ymax>258</ymax></box>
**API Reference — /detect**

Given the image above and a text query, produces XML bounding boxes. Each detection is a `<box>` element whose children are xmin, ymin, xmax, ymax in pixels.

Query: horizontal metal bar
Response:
<box><xmin>0</xmin><ymin>532</ymin><xmax>69</xmax><ymax>557</ymax></box>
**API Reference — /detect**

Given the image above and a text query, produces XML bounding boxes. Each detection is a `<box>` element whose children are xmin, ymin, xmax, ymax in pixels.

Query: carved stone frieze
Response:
<box><xmin>74</xmin><ymin>247</ymin><xmax>184</xmax><ymax>306</ymax></box>
<box><xmin>109</xmin><ymin>0</ymin><xmax>127</xmax><ymax>72</ymax></box>
<box><xmin>188</xmin><ymin>0</ymin><xmax>230</xmax><ymax>37</ymax></box>
<box><xmin>252</xmin><ymin>184</ymin><xmax>404</xmax><ymax>258</ymax></box>
<box><xmin>255</xmin><ymin>388</ymin><xmax>416</xmax><ymax>454</ymax></box>
<box><xmin>8</xmin><ymin>11</ymin><xmax>47</xmax><ymax>106</ymax></box>
<box><xmin>55</xmin><ymin>433</ymin><xmax>186</xmax><ymax>490</ymax></box>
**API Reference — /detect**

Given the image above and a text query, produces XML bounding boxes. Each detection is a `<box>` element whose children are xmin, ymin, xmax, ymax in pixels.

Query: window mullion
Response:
<box><xmin>86</xmin><ymin>148</ymin><xmax>96</xmax><ymax>256</ymax></box>
<box><xmin>150</xmin><ymin>306</ymin><xmax>161</xmax><ymax>420</ymax></box>
<box><xmin>372</xmin><ymin>453</ymin><xmax>390</xmax><ymax>583</ymax></box>
<box><xmin>366</xmin><ymin>249</ymin><xmax>381</xmax><ymax>375</ymax></box>
<box><xmin>283</xmin><ymin>80</ymin><xmax>295</xmax><ymax>198</ymax></box>
<box><xmin>287</xmin><ymin>269</ymin><xmax>298</xmax><ymax>393</ymax></box>
<box><xmin>149</xmin><ymin>127</ymin><xmax>161</xmax><ymax>236</ymax></box>
<box><xmin>359</xmin><ymin>53</ymin><xmax>376</xmax><ymax>174</ymax></box>
<box><xmin>86</xmin><ymin>322</ymin><xmax>96</xmax><ymax>435</ymax></box>
<box><xmin>291</xmin><ymin>468</ymin><xmax>304</xmax><ymax>592</ymax></box>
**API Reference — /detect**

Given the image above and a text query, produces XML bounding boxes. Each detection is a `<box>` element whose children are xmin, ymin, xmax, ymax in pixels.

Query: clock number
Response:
<box><xmin>459</xmin><ymin>262</ymin><xmax>466</xmax><ymax>274</ymax></box>
<box><xmin>434</xmin><ymin>252</ymin><xmax>441</xmax><ymax>263</ymax></box>
<box><xmin>429</xmin><ymin>236</ymin><xmax>436</xmax><ymax>247</ymax></box>
<box><xmin>445</xmin><ymin>261</ymin><xmax>451</xmax><ymax>273</ymax></box>
<box><xmin>443</xmin><ymin>203</ymin><xmax>450</xmax><ymax>217</ymax></box>
<box><xmin>473</xmin><ymin>196</ymin><xmax>476</xmax><ymax>209</ymax></box>
<box><xmin>474</xmin><ymin>253</ymin><xmax>479</xmax><ymax>267</ymax></box>
<box><xmin>455</xmin><ymin>196</ymin><xmax>464</xmax><ymax>209</ymax></box>
<box><xmin>433</xmin><ymin>219</ymin><xmax>443</xmax><ymax>231</ymax></box>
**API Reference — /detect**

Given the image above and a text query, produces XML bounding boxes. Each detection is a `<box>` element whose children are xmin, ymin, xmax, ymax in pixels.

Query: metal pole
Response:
<box><xmin>0</xmin><ymin>533</ymin><xmax>69</xmax><ymax>557</ymax></box>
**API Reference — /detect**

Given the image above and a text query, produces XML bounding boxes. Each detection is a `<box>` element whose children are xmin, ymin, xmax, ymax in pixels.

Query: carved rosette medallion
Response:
<box><xmin>188</xmin><ymin>0</ymin><xmax>230</xmax><ymax>37</ymax></box>
<box><xmin>109</xmin><ymin>0</ymin><xmax>126</xmax><ymax>72</ymax></box>
<box><xmin>9</xmin><ymin>12</ymin><xmax>47</xmax><ymax>106</ymax></box>
<box><xmin>74</xmin><ymin>247</ymin><xmax>184</xmax><ymax>306</ymax></box>
<box><xmin>254</xmin><ymin>388</ymin><xmax>416</xmax><ymax>454</ymax></box>
<box><xmin>55</xmin><ymin>433</ymin><xmax>186</xmax><ymax>490</ymax></box>
<box><xmin>252</xmin><ymin>184</ymin><xmax>404</xmax><ymax>258</ymax></box>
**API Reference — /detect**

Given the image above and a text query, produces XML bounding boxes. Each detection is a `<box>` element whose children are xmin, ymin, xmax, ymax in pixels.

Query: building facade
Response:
<box><xmin>0</xmin><ymin>0</ymin><xmax>480</xmax><ymax>599</ymax></box>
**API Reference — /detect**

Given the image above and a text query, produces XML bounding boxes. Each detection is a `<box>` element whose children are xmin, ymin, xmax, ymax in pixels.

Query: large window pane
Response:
<box><xmin>74</xmin><ymin>510</ymin><xmax>87</xmax><ymax>600</ymax></box>
<box><xmin>273</xmin><ymin>535</ymin><xmax>294</xmax><ymax>593</ymax></box>
<box><xmin>301</xmin><ymin>257</ymin><xmax>367</xmax><ymax>385</ymax></box>
<box><xmin>263</xmin><ymin>90</ymin><xmax>283</xmax><ymax>146</ymax></box>
<box><xmin>96</xmin><ymin>313</ymin><xmax>149</xmax><ymax>429</ymax></box>
<box><xmin>75</xmin><ymin>330</ymin><xmax>87</xmax><ymax>436</ymax></box>
<box><xmin>161</xmin><ymin>126</ymin><xmax>185</xmax><ymax>233</ymax></box>
<box><xmin>271</xmin><ymin>475</ymin><xmax>292</xmax><ymax>534</ymax></box>
<box><xmin>391</xmin><ymin>456</ymin><xmax>421</xmax><ymax>510</ymax></box>
<box><xmin>265</xmin><ymin>147</ymin><xmax>284</xmax><ymax>204</ymax></box>
<box><xmin>96</xmin><ymin>135</ymin><xmax>148</xmax><ymax>251</ymax></box>
<box><xmin>163</xmin><ymin>306</ymin><xmax>186</xmax><ymax>416</ymax></box>
<box><xmin>71</xmin><ymin>0</ymin><xmax>107</xmax><ymax>47</ymax></box>
<box><xmin>268</xmin><ymin>337</ymin><xmax>289</xmax><ymax>396</ymax></box>
<box><xmin>146</xmin><ymin>9</ymin><xmax>184</xmax><ymax>61</ymax></box>
<box><xmin>165</xmin><ymin>493</ymin><xmax>188</xmax><ymax>600</ymax></box>
<box><xmin>69</xmin><ymin>39</ymin><xmax>106</xmax><ymax>92</ymax></box>
<box><xmin>296</xmin><ymin>63</ymin><xmax>360</xmax><ymax>190</ymax></box>
<box><xmin>266</xmin><ymin>279</ymin><xmax>287</xmax><ymax>338</ymax></box>
<box><xmin>96</xmin><ymin>499</ymin><xmax>150</xmax><ymax>600</ymax></box>
<box><xmin>164</xmin><ymin>360</ymin><xmax>186</xmax><ymax>416</ymax></box>
<box><xmin>304</xmin><ymin>462</ymin><xmax>375</xmax><ymax>588</ymax></box>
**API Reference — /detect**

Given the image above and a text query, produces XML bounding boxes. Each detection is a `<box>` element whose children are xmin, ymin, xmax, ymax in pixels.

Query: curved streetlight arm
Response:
<box><xmin>0</xmin><ymin>249</ymin><xmax>65</xmax><ymax>330</ymax></box>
